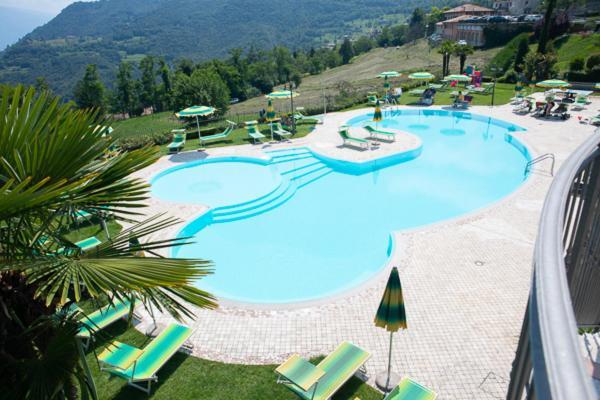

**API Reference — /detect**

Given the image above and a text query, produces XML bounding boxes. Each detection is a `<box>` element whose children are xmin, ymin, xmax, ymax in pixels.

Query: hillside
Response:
<box><xmin>229</xmin><ymin>40</ymin><xmax>501</xmax><ymax>114</ymax></box>
<box><xmin>0</xmin><ymin>0</ymin><xmax>449</xmax><ymax>97</ymax></box>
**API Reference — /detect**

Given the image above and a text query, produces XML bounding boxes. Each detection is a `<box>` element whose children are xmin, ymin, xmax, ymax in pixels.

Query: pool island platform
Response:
<box><xmin>130</xmin><ymin>102</ymin><xmax>600</xmax><ymax>399</ymax></box>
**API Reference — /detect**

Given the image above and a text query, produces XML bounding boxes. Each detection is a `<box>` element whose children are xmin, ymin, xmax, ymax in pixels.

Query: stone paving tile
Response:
<box><xmin>131</xmin><ymin>101</ymin><xmax>600</xmax><ymax>399</ymax></box>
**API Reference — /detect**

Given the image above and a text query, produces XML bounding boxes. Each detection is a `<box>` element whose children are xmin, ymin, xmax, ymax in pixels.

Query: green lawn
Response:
<box><xmin>86</xmin><ymin>321</ymin><xmax>382</xmax><ymax>400</ymax></box>
<box><xmin>552</xmin><ymin>33</ymin><xmax>600</xmax><ymax>72</ymax></box>
<box><xmin>162</xmin><ymin>123</ymin><xmax>317</xmax><ymax>155</ymax></box>
<box><xmin>64</xmin><ymin>219</ymin><xmax>122</xmax><ymax>243</ymax></box>
<box><xmin>112</xmin><ymin>111</ymin><xmax>185</xmax><ymax>139</ymax></box>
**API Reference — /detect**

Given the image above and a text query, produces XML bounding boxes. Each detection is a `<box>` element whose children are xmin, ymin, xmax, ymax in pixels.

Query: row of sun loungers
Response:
<box><xmin>72</xmin><ymin>298</ymin><xmax>436</xmax><ymax>397</ymax></box>
<box><xmin>339</xmin><ymin>125</ymin><xmax>397</xmax><ymax>150</ymax></box>
<box><xmin>275</xmin><ymin>341</ymin><xmax>437</xmax><ymax>400</ymax></box>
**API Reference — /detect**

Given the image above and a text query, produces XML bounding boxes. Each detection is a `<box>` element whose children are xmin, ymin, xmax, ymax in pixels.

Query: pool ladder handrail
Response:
<box><xmin>525</xmin><ymin>153</ymin><xmax>555</xmax><ymax>177</ymax></box>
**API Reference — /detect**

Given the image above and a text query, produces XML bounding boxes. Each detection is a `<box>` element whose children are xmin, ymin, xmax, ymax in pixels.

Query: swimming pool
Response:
<box><xmin>151</xmin><ymin>109</ymin><xmax>529</xmax><ymax>304</ymax></box>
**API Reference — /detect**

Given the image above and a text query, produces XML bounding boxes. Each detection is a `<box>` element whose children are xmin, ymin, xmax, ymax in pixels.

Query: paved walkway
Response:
<box><xmin>132</xmin><ymin>101</ymin><xmax>600</xmax><ymax>399</ymax></box>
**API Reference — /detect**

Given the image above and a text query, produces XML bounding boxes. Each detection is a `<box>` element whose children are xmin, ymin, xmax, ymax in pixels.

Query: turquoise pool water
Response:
<box><xmin>152</xmin><ymin>109</ymin><xmax>529</xmax><ymax>304</ymax></box>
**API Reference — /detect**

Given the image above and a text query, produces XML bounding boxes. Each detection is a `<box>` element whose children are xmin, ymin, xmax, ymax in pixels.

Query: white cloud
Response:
<box><xmin>0</xmin><ymin>0</ymin><xmax>93</xmax><ymax>15</ymax></box>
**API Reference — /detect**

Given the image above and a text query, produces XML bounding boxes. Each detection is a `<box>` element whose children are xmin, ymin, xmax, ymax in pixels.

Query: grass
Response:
<box><xmin>64</xmin><ymin>219</ymin><xmax>122</xmax><ymax>243</ymax></box>
<box><xmin>161</xmin><ymin>123</ymin><xmax>317</xmax><ymax>155</ymax></box>
<box><xmin>86</xmin><ymin>321</ymin><xmax>382</xmax><ymax>400</ymax></box>
<box><xmin>552</xmin><ymin>33</ymin><xmax>600</xmax><ymax>72</ymax></box>
<box><xmin>112</xmin><ymin>111</ymin><xmax>185</xmax><ymax>139</ymax></box>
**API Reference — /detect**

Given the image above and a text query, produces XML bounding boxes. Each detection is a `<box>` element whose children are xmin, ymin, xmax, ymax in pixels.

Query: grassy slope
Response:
<box><xmin>112</xmin><ymin>111</ymin><xmax>185</xmax><ymax>138</ymax></box>
<box><xmin>229</xmin><ymin>39</ymin><xmax>501</xmax><ymax>114</ymax></box>
<box><xmin>552</xmin><ymin>33</ymin><xmax>600</xmax><ymax>72</ymax></box>
<box><xmin>87</xmin><ymin>321</ymin><xmax>381</xmax><ymax>400</ymax></box>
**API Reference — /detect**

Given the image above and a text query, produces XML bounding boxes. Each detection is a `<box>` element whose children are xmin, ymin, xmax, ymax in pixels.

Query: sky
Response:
<box><xmin>0</xmin><ymin>0</ymin><xmax>89</xmax><ymax>15</ymax></box>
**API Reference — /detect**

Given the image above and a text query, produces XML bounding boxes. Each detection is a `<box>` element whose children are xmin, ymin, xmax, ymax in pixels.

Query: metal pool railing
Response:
<box><xmin>507</xmin><ymin>130</ymin><xmax>600</xmax><ymax>400</ymax></box>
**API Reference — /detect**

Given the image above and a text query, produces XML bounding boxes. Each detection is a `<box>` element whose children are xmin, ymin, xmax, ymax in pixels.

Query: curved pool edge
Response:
<box><xmin>152</xmin><ymin>107</ymin><xmax>537</xmax><ymax>309</ymax></box>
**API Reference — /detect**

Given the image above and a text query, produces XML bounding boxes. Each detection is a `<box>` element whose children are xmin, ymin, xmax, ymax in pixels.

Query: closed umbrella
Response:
<box><xmin>175</xmin><ymin>105</ymin><xmax>216</xmax><ymax>141</ymax></box>
<box><xmin>374</xmin><ymin>266</ymin><xmax>407</xmax><ymax>392</ymax></box>
<box><xmin>266</xmin><ymin>98</ymin><xmax>277</xmax><ymax>141</ymax></box>
<box><xmin>383</xmin><ymin>75</ymin><xmax>391</xmax><ymax>91</ymax></box>
<box><xmin>536</xmin><ymin>79</ymin><xmax>571</xmax><ymax>88</ymax></box>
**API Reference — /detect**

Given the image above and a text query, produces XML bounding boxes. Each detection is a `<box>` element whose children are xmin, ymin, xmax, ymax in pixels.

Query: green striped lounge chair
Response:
<box><xmin>294</xmin><ymin>108</ymin><xmax>323</xmax><ymax>124</ymax></box>
<box><xmin>246</xmin><ymin>120</ymin><xmax>266</xmax><ymax>144</ymax></box>
<box><xmin>56</xmin><ymin>235</ymin><xmax>101</xmax><ymax>255</ymax></box>
<box><xmin>99</xmin><ymin>323</ymin><xmax>193</xmax><ymax>394</ymax></box>
<box><xmin>76</xmin><ymin>298</ymin><xmax>134</xmax><ymax>347</ymax></box>
<box><xmin>167</xmin><ymin>130</ymin><xmax>186</xmax><ymax>153</ymax></box>
<box><xmin>199</xmin><ymin>120</ymin><xmax>236</xmax><ymax>147</ymax></box>
<box><xmin>275</xmin><ymin>341</ymin><xmax>371</xmax><ymax>400</ymax></box>
<box><xmin>383</xmin><ymin>377</ymin><xmax>437</xmax><ymax>400</ymax></box>
<box><xmin>363</xmin><ymin>125</ymin><xmax>396</xmax><ymax>141</ymax></box>
<box><xmin>339</xmin><ymin>126</ymin><xmax>369</xmax><ymax>150</ymax></box>
<box><xmin>74</xmin><ymin>210</ymin><xmax>92</xmax><ymax>223</ymax></box>
<box><xmin>272</xmin><ymin>122</ymin><xmax>292</xmax><ymax>140</ymax></box>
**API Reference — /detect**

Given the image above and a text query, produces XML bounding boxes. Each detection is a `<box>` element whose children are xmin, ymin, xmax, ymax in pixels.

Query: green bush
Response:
<box><xmin>499</xmin><ymin>69</ymin><xmax>520</xmax><ymax>83</ymax></box>
<box><xmin>569</xmin><ymin>57</ymin><xmax>585</xmax><ymax>71</ymax></box>
<box><xmin>586</xmin><ymin>54</ymin><xmax>600</xmax><ymax>73</ymax></box>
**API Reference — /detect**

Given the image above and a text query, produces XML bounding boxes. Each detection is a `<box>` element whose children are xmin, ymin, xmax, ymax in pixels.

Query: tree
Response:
<box><xmin>390</xmin><ymin>25</ymin><xmax>408</xmax><ymax>46</ymax></box>
<box><xmin>408</xmin><ymin>8</ymin><xmax>426</xmax><ymax>42</ymax></box>
<box><xmin>175</xmin><ymin>58</ymin><xmax>195</xmax><ymax>76</ymax></box>
<box><xmin>339</xmin><ymin>38</ymin><xmax>355</xmax><ymax>65</ymax></box>
<box><xmin>569</xmin><ymin>57</ymin><xmax>585</xmax><ymax>72</ymax></box>
<box><xmin>514</xmin><ymin>36</ymin><xmax>530</xmax><ymax>73</ymax></box>
<box><xmin>0</xmin><ymin>86</ymin><xmax>217</xmax><ymax>399</ymax></box>
<box><xmin>113</xmin><ymin>62</ymin><xmax>136</xmax><ymax>115</ymax></box>
<box><xmin>353</xmin><ymin>36</ymin><xmax>375</xmax><ymax>55</ymax></box>
<box><xmin>453</xmin><ymin>44</ymin><xmax>474</xmax><ymax>74</ymax></box>
<box><xmin>158</xmin><ymin>59</ymin><xmax>173</xmax><ymax>111</ymax></box>
<box><xmin>73</xmin><ymin>64</ymin><xmax>105</xmax><ymax>112</ymax></box>
<box><xmin>438</xmin><ymin>40</ymin><xmax>455</xmax><ymax>77</ymax></box>
<box><xmin>538</xmin><ymin>0</ymin><xmax>557</xmax><ymax>54</ymax></box>
<box><xmin>523</xmin><ymin>50</ymin><xmax>559</xmax><ymax>81</ymax></box>
<box><xmin>172</xmin><ymin>67</ymin><xmax>230</xmax><ymax>111</ymax></box>
<box><xmin>139</xmin><ymin>56</ymin><xmax>157</xmax><ymax>111</ymax></box>
<box><xmin>34</xmin><ymin>77</ymin><xmax>51</xmax><ymax>95</ymax></box>
<box><xmin>427</xmin><ymin>7</ymin><xmax>446</xmax><ymax>36</ymax></box>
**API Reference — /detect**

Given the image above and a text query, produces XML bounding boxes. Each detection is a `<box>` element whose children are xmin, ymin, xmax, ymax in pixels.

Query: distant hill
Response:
<box><xmin>0</xmin><ymin>7</ymin><xmax>51</xmax><ymax>50</ymax></box>
<box><xmin>0</xmin><ymin>0</ymin><xmax>449</xmax><ymax>97</ymax></box>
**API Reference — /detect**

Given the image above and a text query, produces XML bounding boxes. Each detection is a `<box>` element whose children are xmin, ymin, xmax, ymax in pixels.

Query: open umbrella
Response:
<box><xmin>378</xmin><ymin>71</ymin><xmax>401</xmax><ymax>78</ymax></box>
<box><xmin>374</xmin><ymin>266</ymin><xmax>407</xmax><ymax>392</ymax></box>
<box><xmin>444</xmin><ymin>74</ymin><xmax>471</xmax><ymax>82</ymax></box>
<box><xmin>175</xmin><ymin>105</ymin><xmax>216</xmax><ymax>144</ymax></box>
<box><xmin>408</xmin><ymin>72</ymin><xmax>434</xmax><ymax>80</ymax></box>
<box><xmin>536</xmin><ymin>79</ymin><xmax>571</xmax><ymax>88</ymax></box>
<box><xmin>267</xmin><ymin>90</ymin><xmax>299</xmax><ymax>133</ymax></box>
<box><xmin>266</xmin><ymin>98</ymin><xmax>277</xmax><ymax>141</ymax></box>
<box><xmin>373</xmin><ymin>100</ymin><xmax>382</xmax><ymax>128</ymax></box>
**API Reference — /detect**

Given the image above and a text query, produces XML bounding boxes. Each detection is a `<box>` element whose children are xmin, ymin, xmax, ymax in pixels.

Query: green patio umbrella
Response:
<box><xmin>444</xmin><ymin>74</ymin><xmax>471</xmax><ymax>82</ymax></box>
<box><xmin>408</xmin><ymin>72</ymin><xmax>434</xmax><ymax>80</ymax></box>
<box><xmin>374</xmin><ymin>266</ymin><xmax>407</xmax><ymax>392</ymax></box>
<box><xmin>536</xmin><ymin>79</ymin><xmax>571</xmax><ymax>88</ymax></box>
<box><xmin>175</xmin><ymin>105</ymin><xmax>217</xmax><ymax>140</ymax></box>
<box><xmin>595</xmin><ymin>83</ymin><xmax>600</xmax><ymax>90</ymax></box>
<box><xmin>373</xmin><ymin>100</ymin><xmax>382</xmax><ymax>128</ymax></box>
<box><xmin>378</xmin><ymin>71</ymin><xmax>401</xmax><ymax>78</ymax></box>
<box><xmin>266</xmin><ymin>90</ymin><xmax>299</xmax><ymax>133</ymax></box>
<box><xmin>266</xmin><ymin>98</ymin><xmax>277</xmax><ymax>141</ymax></box>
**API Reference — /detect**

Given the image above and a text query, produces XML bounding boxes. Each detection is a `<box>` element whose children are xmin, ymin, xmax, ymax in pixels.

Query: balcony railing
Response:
<box><xmin>507</xmin><ymin>131</ymin><xmax>600</xmax><ymax>400</ymax></box>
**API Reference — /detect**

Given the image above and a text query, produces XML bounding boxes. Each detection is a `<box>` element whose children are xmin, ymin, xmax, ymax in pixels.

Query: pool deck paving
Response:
<box><xmin>131</xmin><ymin>101</ymin><xmax>600</xmax><ymax>399</ymax></box>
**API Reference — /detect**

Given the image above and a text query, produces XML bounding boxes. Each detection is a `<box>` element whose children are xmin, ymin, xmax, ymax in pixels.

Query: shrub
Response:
<box><xmin>499</xmin><ymin>69</ymin><xmax>520</xmax><ymax>83</ymax></box>
<box><xmin>586</xmin><ymin>54</ymin><xmax>600</xmax><ymax>73</ymax></box>
<box><xmin>569</xmin><ymin>57</ymin><xmax>585</xmax><ymax>72</ymax></box>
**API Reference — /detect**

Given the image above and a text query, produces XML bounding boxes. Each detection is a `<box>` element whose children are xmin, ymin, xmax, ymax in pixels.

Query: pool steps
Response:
<box><xmin>210</xmin><ymin>149</ymin><xmax>332</xmax><ymax>223</ymax></box>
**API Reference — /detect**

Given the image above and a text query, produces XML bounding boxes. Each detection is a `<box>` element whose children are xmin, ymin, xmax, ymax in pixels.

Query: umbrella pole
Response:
<box><xmin>386</xmin><ymin>331</ymin><xmax>393</xmax><ymax>390</ymax></box>
<box><xmin>196</xmin><ymin>116</ymin><xmax>203</xmax><ymax>149</ymax></box>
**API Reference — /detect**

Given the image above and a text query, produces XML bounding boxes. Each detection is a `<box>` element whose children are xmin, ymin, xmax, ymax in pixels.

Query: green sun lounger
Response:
<box><xmin>363</xmin><ymin>125</ymin><xmax>396</xmax><ymax>141</ymax></box>
<box><xmin>294</xmin><ymin>108</ymin><xmax>323</xmax><ymax>124</ymax></box>
<box><xmin>167</xmin><ymin>130</ymin><xmax>186</xmax><ymax>153</ymax></box>
<box><xmin>199</xmin><ymin>121</ymin><xmax>236</xmax><ymax>147</ymax></box>
<box><xmin>339</xmin><ymin>127</ymin><xmax>369</xmax><ymax>150</ymax></box>
<box><xmin>383</xmin><ymin>377</ymin><xmax>437</xmax><ymax>400</ymax></box>
<box><xmin>276</xmin><ymin>341</ymin><xmax>371</xmax><ymax>400</ymax></box>
<box><xmin>246</xmin><ymin>120</ymin><xmax>266</xmax><ymax>144</ymax></box>
<box><xmin>57</xmin><ymin>235</ymin><xmax>101</xmax><ymax>255</ymax></box>
<box><xmin>409</xmin><ymin>88</ymin><xmax>425</xmax><ymax>96</ymax></box>
<box><xmin>100</xmin><ymin>323</ymin><xmax>193</xmax><ymax>394</ymax></box>
<box><xmin>272</xmin><ymin>122</ymin><xmax>292</xmax><ymax>139</ymax></box>
<box><xmin>74</xmin><ymin>210</ymin><xmax>92</xmax><ymax>222</ymax></box>
<box><xmin>76</xmin><ymin>298</ymin><xmax>134</xmax><ymax>346</ymax></box>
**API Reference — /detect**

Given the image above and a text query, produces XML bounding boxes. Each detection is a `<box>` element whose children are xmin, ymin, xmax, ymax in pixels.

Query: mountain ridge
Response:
<box><xmin>0</xmin><ymin>0</ymin><xmax>451</xmax><ymax>97</ymax></box>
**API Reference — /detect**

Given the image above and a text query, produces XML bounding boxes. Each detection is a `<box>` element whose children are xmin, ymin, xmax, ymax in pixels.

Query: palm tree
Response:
<box><xmin>0</xmin><ymin>86</ymin><xmax>217</xmax><ymax>399</ymax></box>
<box><xmin>437</xmin><ymin>40</ymin><xmax>456</xmax><ymax>77</ymax></box>
<box><xmin>453</xmin><ymin>44</ymin><xmax>474</xmax><ymax>74</ymax></box>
